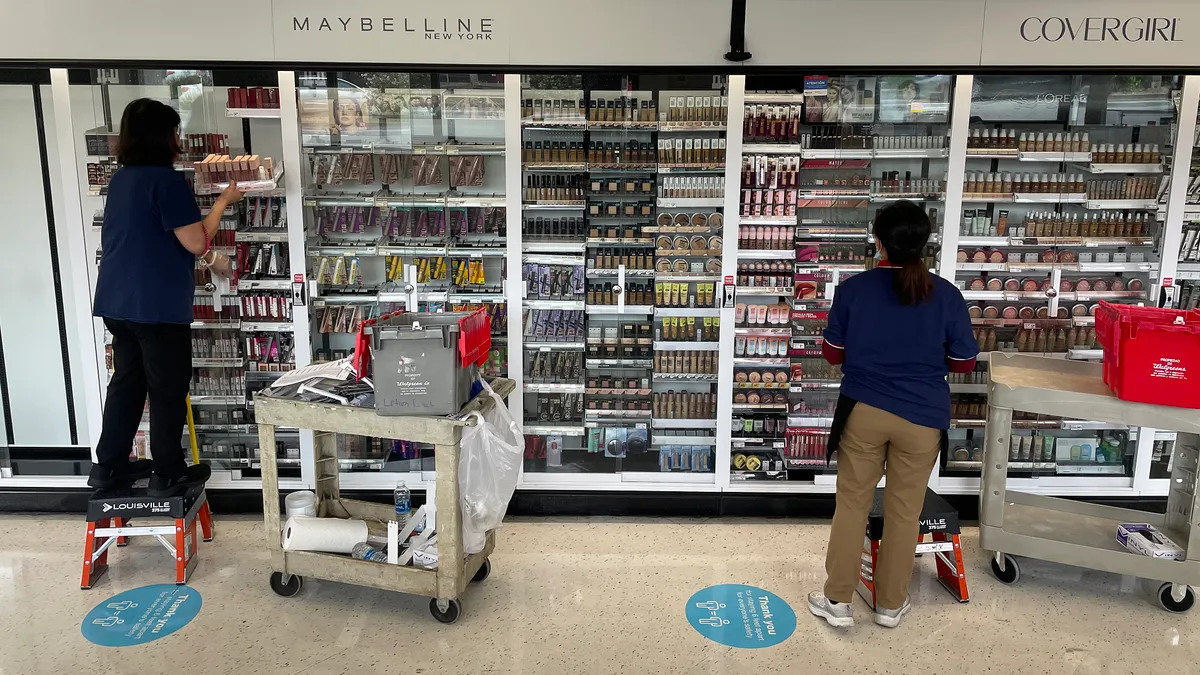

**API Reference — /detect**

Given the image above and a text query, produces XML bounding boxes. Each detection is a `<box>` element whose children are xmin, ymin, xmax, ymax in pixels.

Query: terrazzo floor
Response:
<box><xmin>0</xmin><ymin>513</ymin><xmax>1196</xmax><ymax>674</ymax></box>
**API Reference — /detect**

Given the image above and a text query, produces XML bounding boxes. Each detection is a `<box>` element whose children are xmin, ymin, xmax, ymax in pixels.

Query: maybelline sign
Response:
<box><xmin>290</xmin><ymin>16</ymin><xmax>495</xmax><ymax>41</ymax></box>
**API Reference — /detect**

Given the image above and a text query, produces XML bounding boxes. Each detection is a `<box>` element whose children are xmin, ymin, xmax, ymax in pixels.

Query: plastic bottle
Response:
<box><xmin>394</xmin><ymin>480</ymin><xmax>412</xmax><ymax>520</ymax></box>
<box><xmin>351</xmin><ymin>542</ymin><xmax>388</xmax><ymax>563</ymax></box>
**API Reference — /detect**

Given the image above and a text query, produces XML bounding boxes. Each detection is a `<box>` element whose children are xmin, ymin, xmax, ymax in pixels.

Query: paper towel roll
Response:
<box><xmin>285</xmin><ymin>491</ymin><xmax>318</xmax><ymax>519</ymax></box>
<box><xmin>281</xmin><ymin>516</ymin><xmax>368</xmax><ymax>554</ymax></box>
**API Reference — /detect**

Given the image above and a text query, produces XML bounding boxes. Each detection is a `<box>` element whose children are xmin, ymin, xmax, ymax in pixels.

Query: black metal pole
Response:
<box><xmin>725</xmin><ymin>0</ymin><xmax>752</xmax><ymax>62</ymax></box>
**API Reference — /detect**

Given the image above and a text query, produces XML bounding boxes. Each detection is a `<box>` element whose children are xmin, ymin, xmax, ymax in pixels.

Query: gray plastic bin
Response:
<box><xmin>370</xmin><ymin>312</ymin><xmax>479</xmax><ymax>416</ymax></box>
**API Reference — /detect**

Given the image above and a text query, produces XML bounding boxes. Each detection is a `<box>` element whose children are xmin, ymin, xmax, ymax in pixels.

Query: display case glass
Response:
<box><xmin>70</xmin><ymin>68</ymin><xmax>295</xmax><ymax>481</ymax></box>
<box><xmin>518</xmin><ymin>74</ymin><xmax>728</xmax><ymax>482</ymax></box>
<box><xmin>947</xmin><ymin>74</ymin><xmax>1184</xmax><ymax>483</ymax></box>
<box><xmin>298</xmin><ymin>71</ymin><xmax>507</xmax><ymax>483</ymax></box>
<box><xmin>734</xmin><ymin>74</ymin><xmax>953</xmax><ymax>484</ymax></box>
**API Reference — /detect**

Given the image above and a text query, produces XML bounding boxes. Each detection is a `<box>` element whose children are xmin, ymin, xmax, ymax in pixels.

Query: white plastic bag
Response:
<box><xmin>458</xmin><ymin>379</ymin><xmax>523</xmax><ymax>554</ymax></box>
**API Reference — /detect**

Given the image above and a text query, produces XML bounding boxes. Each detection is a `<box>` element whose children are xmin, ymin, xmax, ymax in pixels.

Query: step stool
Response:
<box><xmin>857</xmin><ymin>487</ymin><xmax>969</xmax><ymax>609</ymax></box>
<box><xmin>81</xmin><ymin>485</ymin><xmax>214</xmax><ymax>589</ymax></box>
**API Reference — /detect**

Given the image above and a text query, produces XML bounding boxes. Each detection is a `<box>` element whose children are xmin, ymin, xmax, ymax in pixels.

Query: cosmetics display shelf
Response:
<box><xmin>226</xmin><ymin>108</ymin><xmax>283</xmax><ymax>119</ymax></box>
<box><xmin>519</xmin><ymin>85</ymin><xmax>727</xmax><ymax>477</ymax></box>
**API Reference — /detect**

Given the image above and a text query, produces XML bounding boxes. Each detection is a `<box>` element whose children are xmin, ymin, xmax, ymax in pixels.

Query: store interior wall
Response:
<box><xmin>0</xmin><ymin>84</ymin><xmax>73</xmax><ymax>446</ymax></box>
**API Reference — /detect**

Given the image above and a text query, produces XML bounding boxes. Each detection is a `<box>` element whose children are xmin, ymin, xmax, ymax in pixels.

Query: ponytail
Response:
<box><xmin>873</xmin><ymin>200</ymin><xmax>934</xmax><ymax>306</ymax></box>
<box><xmin>893</xmin><ymin>258</ymin><xmax>933</xmax><ymax>305</ymax></box>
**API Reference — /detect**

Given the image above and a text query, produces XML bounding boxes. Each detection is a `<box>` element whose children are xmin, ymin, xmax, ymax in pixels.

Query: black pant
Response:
<box><xmin>95</xmin><ymin>318</ymin><xmax>192</xmax><ymax>478</ymax></box>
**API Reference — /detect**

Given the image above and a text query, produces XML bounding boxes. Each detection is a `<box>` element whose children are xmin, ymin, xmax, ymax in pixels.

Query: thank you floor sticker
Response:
<box><xmin>81</xmin><ymin>584</ymin><xmax>202</xmax><ymax>646</ymax></box>
<box><xmin>685</xmin><ymin>584</ymin><xmax>796</xmax><ymax>648</ymax></box>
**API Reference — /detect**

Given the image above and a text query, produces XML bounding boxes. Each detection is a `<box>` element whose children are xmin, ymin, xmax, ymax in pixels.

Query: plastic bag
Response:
<box><xmin>458</xmin><ymin>378</ymin><xmax>523</xmax><ymax>553</ymax></box>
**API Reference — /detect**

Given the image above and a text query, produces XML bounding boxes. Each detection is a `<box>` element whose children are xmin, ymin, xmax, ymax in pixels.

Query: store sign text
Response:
<box><xmin>291</xmin><ymin>17</ymin><xmax>494</xmax><ymax>40</ymax></box>
<box><xmin>1019</xmin><ymin>17</ymin><xmax>1182</xmax><ymax>43</ymax></box>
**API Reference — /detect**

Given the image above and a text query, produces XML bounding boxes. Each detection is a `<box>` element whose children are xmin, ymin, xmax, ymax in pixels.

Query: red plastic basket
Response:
<box><xmin>1094</xmin><ymin>301</ymin><xmax>1200</xmax><ymax>407</ymax></box>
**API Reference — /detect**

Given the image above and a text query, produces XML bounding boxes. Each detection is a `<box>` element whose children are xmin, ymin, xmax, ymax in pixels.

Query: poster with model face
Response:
<box><xmin>879</xmin><ymin>75</ymin><xmax>952</xmax><ymax>123</ymax></box>
<box><xmin>838</xmin><ymin>76</ymin><xmax>877</xmax><ymax>124</ymax></box>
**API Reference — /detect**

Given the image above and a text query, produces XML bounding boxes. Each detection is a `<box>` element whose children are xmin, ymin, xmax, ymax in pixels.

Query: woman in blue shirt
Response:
<box><xmin>807</xmin><ymin>201</ymin><xmax>978</xmax><ymax>629</ymax></box>
<box><xmin>90</xmin><ymin>98</ymin><xmax>242</xmax><ymax>497</ymax></box>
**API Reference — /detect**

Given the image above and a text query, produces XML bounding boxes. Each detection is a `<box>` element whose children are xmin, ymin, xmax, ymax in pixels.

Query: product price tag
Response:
<box><xmin>539</xmin><ymin>347</ymin><xmax>550</xmax><ymax>352</ymax></box>
<box><xmin>635</xmin><ymin>423</ymin><xmax>647</xmax><ymax>429</ymax></box>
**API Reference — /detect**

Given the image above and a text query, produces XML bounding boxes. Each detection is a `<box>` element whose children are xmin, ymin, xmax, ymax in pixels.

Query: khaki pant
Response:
<box><xmin>823</xmin><ymin>402</ymin><xmax>941</xmax><ymax>610</ymax></box>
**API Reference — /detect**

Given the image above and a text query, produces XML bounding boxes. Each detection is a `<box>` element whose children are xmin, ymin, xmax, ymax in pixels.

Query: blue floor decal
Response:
<box><xmin>685</xmin><ymin>584</ymin><xmax>796</xmax><ymax>648</ymax></box>
<box><xmin>81</xmin><ymin>584</ymin><xmax>202</xmax><ymax>647</ymax></box>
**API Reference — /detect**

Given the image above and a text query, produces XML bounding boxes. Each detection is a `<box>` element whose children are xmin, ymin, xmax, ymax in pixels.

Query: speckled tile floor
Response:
<box><xmin>0</xmin><ymin>513</ymin><xmax>1197</xmax><ymax>674</ymax></box>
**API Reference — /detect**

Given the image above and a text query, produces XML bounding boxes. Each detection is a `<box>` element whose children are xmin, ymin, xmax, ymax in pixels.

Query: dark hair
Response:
<box><xmin>873</xmin><ymin>200</ymin><xmax>933</xmax><ymax>305</ymax></box>
<box><xmin>116</xmin><ymin>98</ymin><xmax>181</xmax><ymax>166</ymax></box>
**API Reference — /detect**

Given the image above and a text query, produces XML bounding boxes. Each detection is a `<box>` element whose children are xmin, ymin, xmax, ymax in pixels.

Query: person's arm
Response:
<box><xmin>945</xmin><ymin>292</ymin><xmax>979</xmax><ymax>373</ymax></box>
<box><xmin>173</xmin><ymin>183</ymin><xmax>243</xmax><ymax>255</ymax></box>
<box><xmin>821</xmin><ymin>287</ymin><xmax>850</xmax><ymax>365</ymax></box>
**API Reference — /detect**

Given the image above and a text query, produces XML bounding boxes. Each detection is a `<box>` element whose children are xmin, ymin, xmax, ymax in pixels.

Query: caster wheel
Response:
<box><xmin>472</xmin><ymin>559</ymin><xmax>491</xmax><ymax>583</ymax></box>
<box><xmin>1158</xmin><ymin>583</ymin><xmax>1196</xmax><ymax>613</ymax></box>
<box><xmin>429</xmin><ymin>598</ymin><xmax>462</xmax><ymax>624</ymax></box>
<box><xmin>269</xmin><ymin>572</ymin><xmax>303</xmax><ymax>597</ymax></box>
<box><xmin>990</xmin><ymin>553</ymin><xmax>1020</xmax><ymax>585</ymax></box>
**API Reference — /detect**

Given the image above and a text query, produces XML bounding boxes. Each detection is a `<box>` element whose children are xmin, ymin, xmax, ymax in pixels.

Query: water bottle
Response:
<box><xmin>394</xmin><ymin>480</ymin><xmax>412</xmax><ymax>520</ymax></box>
<box><xmin>351</xmin><ymin>542</ymin><xmax>388</xmax><ymax>563</ymax></box>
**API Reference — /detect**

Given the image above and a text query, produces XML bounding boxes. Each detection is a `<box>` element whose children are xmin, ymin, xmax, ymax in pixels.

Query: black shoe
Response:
<box><xmin>148</xmin><ymin>464</ymin><xmax>212</xmax><ymax>498</ymax></box>
<box><xmin>87</xmin><ymin>459</ymin><xmax>154</xmax><ymax>489</ymax></box>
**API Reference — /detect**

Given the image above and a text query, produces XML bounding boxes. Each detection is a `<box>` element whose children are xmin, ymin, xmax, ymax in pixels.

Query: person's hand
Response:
<box><xmin>205</xmin><ymin>251</ymin><xmax>234</xmax><ymax>279</ymax></box>
<box><xmin>219</xmin><ymin>183</ymin><xmax>244</xmax><ymax>204</ymax></box>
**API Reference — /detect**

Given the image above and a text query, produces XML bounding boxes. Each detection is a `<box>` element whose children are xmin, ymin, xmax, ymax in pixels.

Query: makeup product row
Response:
<box><xmin>451</xmin><ymin>259</ymin><xmax>490</xmax><ymax>287</ymax></box>
<box><xmin>791</xmin><ymin>311</ymin><xmax>829</xmax><ymax>337</ymax></box>
<box><xmin>239</xmin><ymin>292</ymin><xmax>293</xmax><ymax>322</ymax></box>
<box><xmin>589</xmin><ymin>223</ymin><xmax>652</xmax><ymax>243</ymax></box>
<box><xmin>967</xmin><ymin>129</ymin><xmax>1091</xmax><ymax>153</ymax></box>
<box><xmin>244</xmin><ymin>196</ymin><xmax>287</xmax><ymax>232</ymax></box>
<box><xmin>656</xmin><ymin>282</ymin><xmax>718</xmax><ymax>308</ymax></box>
<box><xmin>316</xmin><ymin>205</ymin><xmax>376</xmax><ymax>235</ymax></box>
<box><xmin>968</xmin><ymin>303</ymin><xmax>1104</xmax><ymax>321</ymax></box>
<box><xmin>658</xmin><ymin>138</ymin><xmax>727</xmax><ymax>165</ymax></box>
<box><xmin>973</xmin><ymin>326</ymin><xmax>1097</xmax><ymax>353</ymax></box>
<box><xmin>733</xmin><ymin>390</ymin><xmax>787</xmax><ymax>405</ymax></box>
<box><xmin>732</xmin><ymin>416</ymin><xmax>786</xmax><ymax>438</ymax></box>
<box><xmin>733</xmin><ymin>336</ymin><xmax>788</xmax><ymax>357</ymax></box>
<box><xmin>731</xmin><ymin>452</ymin><xmax>784</xmax><ymax>473</ymax></box>
<box><xmin>733</xmin><ymin>366</ymin><xmax>789</xmax><ymax>385</ymax></box>
<box><xmin>522</xmin><ymin>97</ymin><xmax>586</xmax><ymax>121</ymax></box>
<box><xmin>657</xmin><ymin>316</ymin><xmax>720</xmax><ymax>342</ymax></box>
<box><xmin>1092</xmin><ymin>143</ymin><xmax>1160</xmax><ymax>164</ymax></box>
<box><xmin>736</xmin><ymin>263</ymin><xmax>793</xmax><ymax>289</ymax></box>
<box><xmin>182</xmin><ymin>133</ymin><xmax>230</xmax><ymax>158</ymax></box>
<box><xmin>658</xmin><ymin>446</ymin><xmax>713</xmax><ymax>472</ymax></box>
<box><xmin>807</xmin><ymin>126</ymin><xmax>873</xmax><ymax>150</ymax></box>
<box><xmin>959</xmin><ymin>210</ymin><xmax>1150</xmax><ymax>238</ymax></box>
<box><xmin>949</xmin><ymin>367</ymin><xmax>988</xmax><ymax>385</ymax></box>
<box><xmin>524</xmin><ymin>309</ymin><xmax>585</xmax><ymax>342</ymax></box>
<box><xmin>191</xmin><ymin>370</ymin><xmax>246</xmax><ymax>397</ymax></box>
<box><xmin>655</xmin><ymin>234</ymin><xmax>722</xmax><ymax>254</ymax></box>
<box><xmin>311</xmin><ymin>153</ymin><xmax>377</xmax><ymax>186</ymax></box>
<box><xmin>742</xmin><ymin>155</ymin><xmax>801</xmax><ymax>189</ymax></box>
<box><xmin>591</xmin><ymin>141</ymin><xmax>658</xmax><ymax>165</ymax></box>
<box><xmin>315</xmin><ymin>256</ymin><xmax>365</xmax><ymax>286</ymax></box>
<box><xmin>523</xmin><ymin>264</ymin><xmax>585</xmax><ymax>300</ymax></box>
<box><xmin>87</xmin><ymin>161</ymin><xmax>118</xmax><ymax>188</ymax></box>
<box><xmin>588</xmin><ymin>282</ymin><xmax>652</xmax><ymax>306</ymax></box>
<box><xmin>664</xmin><ymin>96</ymin><xmax>729</xmax><ymax>123</ymax></box>
<box><xmin>1176</xmin><ymin>281</ymin><xmax>1200</xmax><ymax>310</ymax></box>
<box><xmin>662</xmin><ymin>172</ymin><xmax>724</xmax><ymax>196</ymax></box>
<box><xmin>589</xmin><ymin>248</ymin><xmax>653</xmax><ymax>270</ymax></box>
<box><xmin>524</xmin><ymin>174</ymin><xmax>586</xmax><ymax>202</ymax></box>
<box><xmin>586</xmin><ymin>375</ymin><xmax>649</xmax><ymax>390</ymax></box>
<box><xmin>587</xmin><ymin>395</ymin><xmax>650</xmax><ymax>415</ymax></box>
<box><xmin>195</xmin><ymin>154</ymin><xmax>275</xmax><ymax>187</ymax></box>
<box><xmin>738</xmin><ymin>225</ymin><xmax>795</xmax><ymax>250</ymax></box>
<box><xmin>589</xmin><ymin>321</ymin><xmax>653</xmax><ymax>345</ymax></box>
<box><xmin>653</xmin><ymin>392</ymin><xmax>717</xmax><ymax>419</ymax></box>
<box><xmin>393</xmin><ymin>256</ymin><xmax>445</xmax><ymax>283</ymax></box>
<box><xmin>590</xmin><ymin>339</ymin><xmax>652</xmax><ymax>361</ymax></box>
<box><xmin>192</xmin><ymin>331</ymin><xmax>240</xmax><ymax>359</ymax></box>
<box><xmin>227</xmin><ymin>86</ymin><xmax>279</xmax><ymax>109</ymax></box>
<box><xmin>525</xmin><ymin>350</ymin><xmax>583</xmax><ymax>382</ymax></box>
<box><xmin>654</xmin><ymin>351</ymin><xmax>718</xmax><ymax>375</ymax></box>
<box><xmin>1180</xmin><ymin>225</ymin><xmax>1200</xmax><ymax>261</ymax></box>
<box><xmin>192</xmin><ymin>298</ymin><xmax>239</xmax><ymax>322</ymax></box>
<box><xmin>802</xmin><ymin>174</ymin><xmax>870</xmax><ymax>190</ymax></box>
<box><xmin>449</xmin><ymin>303</ymin><xmax>507</xmax><ymax>336</ymax></box>
<box><xmin>591</xmin><ymin>175</ymin><xmax>655</xmax><ymax>195</ymax></box>
<box><xmin>317</xmin><ymin>305</ymin><xmax>366</xmax><ymax>334</ymax></box>
<box><xmin>871</xmin><ymin>175</ymin><xmax>945</xmax><ymax>196</ymax></box>
<box><xmin>523</xmin><ymin>141</ymin><xmax>585</xmax><ymax>164</ymax></box>
<box><xmin>524</xmin><ymin>216</ymin><xmax>587</xmax><ymax>240</ymax></box>
<box><xmin>963</xmin><ymin>276</ymin><xmax>1143</xmax><ymax>293</ymax></box>
<box><xmin>1086</xmin><ymin>177</ymin><xmax>1160</xmax><ymax>200</ymax></box>
<box><xmin>873</xmin><ymin>134</ymin><xmax>947</xmax><ymax>150</ymax></box>
<box><xmin>735</xmin><ymin>302</ymin><xmax>791</xmax><ymax>327</ymax></box>
<box><xmin>797</xmin><ymin>244</ymin><xmax>868</xmax><ymax>265</ymax></box>
<box><xmin>744</xmin><ymin>104</ymin><xmax>803</xmax><ymax>141</ymax></box>
<box><xmin>783</xmin><ymin>430</ymin><xmax>831</xmax><ymax>465</ymax></box>
<box><xmin>655</xmin><ymin>212</ymin><xmax>722</xmax><ymax>229</ymax></box>
<box><xmin>588</xmin><ymin>96</ymin><xmax>656</xmax><ymax>123</ymax></box>
<box><xmin>962</xmin><ymin>172</ymin><xmax>1086</xmax><ymax>195</ymax></box>
<box><xmin>588</xmin><ymin>200</ymin><xmax>654</xmax><ymax>218</ymax></box>
<box><xmin>791</xmin><ymin>358</ymin><xmax>842</xmax><ymax>381</ymax></box>
<box><xmin>656</xmin><ymin>257</ymin><xmax>722</xmax><ymax>275</ymax></box>
<box><xmin>958</xmin><ymin>247</ymin><xmax>1148</xmax><ymax>268</ymax></box>
<box><xmin>529</xmin><ymin>394</ymin><xmax>584</xmax><ymax>423</ymax></box>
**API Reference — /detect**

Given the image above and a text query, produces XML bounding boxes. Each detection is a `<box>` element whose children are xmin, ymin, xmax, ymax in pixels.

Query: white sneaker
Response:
<box><xmin>874</xmin><ymin>597</ymin><xmax>911</xmax><ymax>628</ymax></box>
<box><xmin>807</xmin><ymin>591</ymin><xmax>854</xmax><ymax>627</ymax></box>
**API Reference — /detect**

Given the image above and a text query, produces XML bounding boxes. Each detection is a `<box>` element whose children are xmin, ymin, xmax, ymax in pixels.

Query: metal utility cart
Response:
<box><xmin>255</xmin><ymin>378</ymin><xmax>515</xmax><ymax>624</ymax></box>
<box><xmin>981</xmin><ymin>353</ymin><xmax>1200</xmax><ymax>612</ymax></box>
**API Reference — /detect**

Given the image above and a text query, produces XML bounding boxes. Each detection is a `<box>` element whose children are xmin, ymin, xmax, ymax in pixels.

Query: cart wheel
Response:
<box><xmin>1158</xmin><ymin>583</ymin><xmax>1196</xmax><ymax>613</ymax></box>
<box><xmin>269</xmin><ymin>572</ymin><xmax>303</xmax><ymax>597</ymax></box>
<box><xmin>429</xmin><ymin>598</ymin><xmax>462</xmax><ymax>624</ymax></box>
<box><xmin>990</xmin><ymin>553</ymin><xmax>1020</xmax><ymax>585</ymax></box>
<box><xmin>472</xmin><ymin>559</ymin><xmax>491</xmax><ymax>583</ymax></box>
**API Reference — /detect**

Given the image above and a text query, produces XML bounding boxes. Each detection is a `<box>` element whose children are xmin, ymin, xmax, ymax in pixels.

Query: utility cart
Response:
<box><xmin>255</xmin><ymin>377</ymin><xmax>514</xmax><ymax>624</ymax></box>
<box><xmin>981</xmin><ymin>353</ymin><xmax>1200</xmax><ymax>612</ymax></box>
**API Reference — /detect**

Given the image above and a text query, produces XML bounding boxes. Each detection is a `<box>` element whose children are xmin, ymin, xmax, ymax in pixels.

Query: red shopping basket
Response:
<box><xmin>1095</xmin><ymin>301</ymin><xmax>1200</xmax><ymax>407</ymax></box>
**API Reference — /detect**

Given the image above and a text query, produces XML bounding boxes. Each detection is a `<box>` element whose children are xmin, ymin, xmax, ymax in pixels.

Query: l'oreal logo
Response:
<box><xmin>292</xmin><ymin>17</ymin><xmax>494</xmax><ymax>40</ymax></box>
<box><xmin>1020</xmin><ymin>17</ymin><xmax>1182</xmax><ymax>43</ymax></box>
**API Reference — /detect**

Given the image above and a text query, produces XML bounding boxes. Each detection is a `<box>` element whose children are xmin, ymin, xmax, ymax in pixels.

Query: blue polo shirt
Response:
<box><xmin>823</xmin><ymin>268</ymin><xmax>977</xmax><ymax>429</ymax></box>
<box><xmin>93</xmin><ymin>166</ymin><xmax>201</xmax><ymax>325</ymax></box>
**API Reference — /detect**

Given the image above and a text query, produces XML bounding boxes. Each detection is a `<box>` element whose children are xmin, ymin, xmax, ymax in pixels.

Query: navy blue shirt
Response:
<box><xmin>823</xmin><ymin>268</ymin><xmax>978</xmax><ymax>429</ymax></box>
<box><xmin>93</xmin><ymin>166</ymin><xmax>201</xmax><ymax>325</ymax></box>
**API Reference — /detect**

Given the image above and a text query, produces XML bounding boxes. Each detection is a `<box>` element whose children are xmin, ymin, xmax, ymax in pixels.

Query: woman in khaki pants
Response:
<box><xmin>807</xmin><ymin>201</ymin><xmax>977</xmax><ymax>628</ymax></box>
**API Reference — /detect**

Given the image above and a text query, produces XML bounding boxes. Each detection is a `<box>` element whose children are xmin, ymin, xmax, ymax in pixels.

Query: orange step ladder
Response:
<box><xmin>857</xmin><ymin>488</ymin><xmax>969</xmax><ymax>608</ymax></box>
